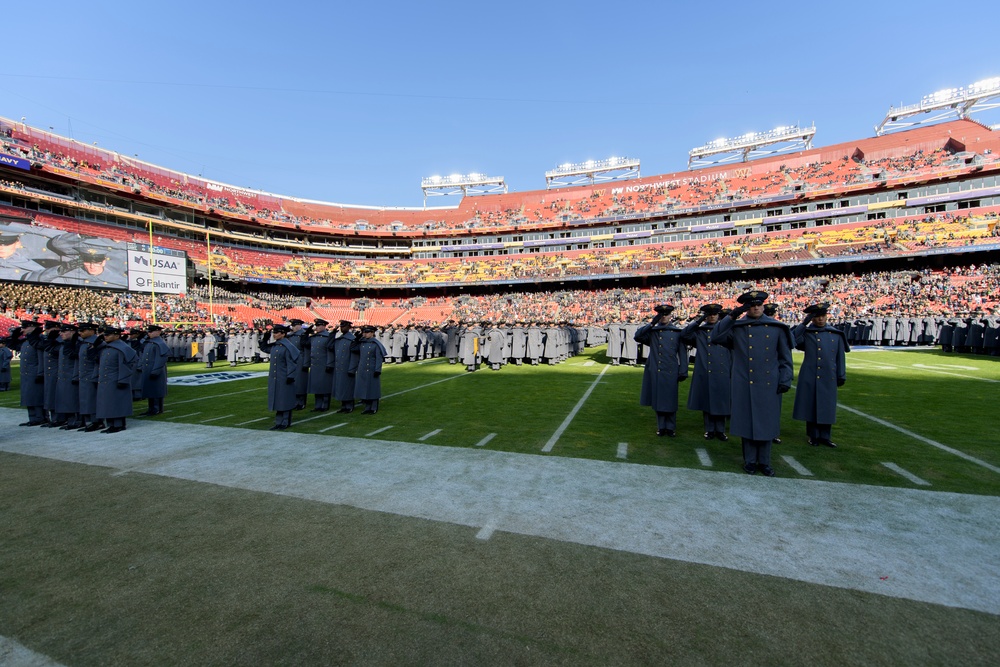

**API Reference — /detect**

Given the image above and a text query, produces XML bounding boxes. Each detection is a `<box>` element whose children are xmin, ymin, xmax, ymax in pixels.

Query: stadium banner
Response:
<box><xmin>126</xmin><ymin>243</ymin><xmax>187</xmax><ymax>294</ymax></box>
<box><xmin>0</xmin><ymin>153</ymin><xmax>31</xmax><ymax>171</ymax></box>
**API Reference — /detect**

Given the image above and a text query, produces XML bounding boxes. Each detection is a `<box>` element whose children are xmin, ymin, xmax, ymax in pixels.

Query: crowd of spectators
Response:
<box><xmin>5</xmin><ymin>120</ymin><xmax>998</xmax><ymax>236</ymax></box>
<box><xmin>1</xmin><ymin>263</ymin><xmax>997</xmax><ymax>336</ymax></box>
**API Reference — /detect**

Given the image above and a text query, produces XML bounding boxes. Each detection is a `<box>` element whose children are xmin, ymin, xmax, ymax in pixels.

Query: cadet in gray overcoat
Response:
<box><xmin>77</xmin><ymin>323</ymin><xmax>103</xmax><ymax>431</ymax></box>
<box><xmin>792</xmin><ymin>303</ymin><xmax>849</xmax><ymax>447</ymax></box>
<box><xmin>10</xmin><ymin>320</ymin><xmax>46</xmax><ymax>425</ymax></box>
<box><xmin>308</xmin><ymin>319</ymin><xmax>334</xmax><ymax>411</ymax></box>
<box><xmin>94</xmin><ymin>327</ymin><xmax>138</xmax><ymax>433</ymax></box>
<box><xmin>330</xmin><ymin>320</ymin><xmax>357</xmax><ymax>413</ymax></box>
<box><xmin>261</xmin><ymin>324</ymin><xmax>300</xmax><ymax>430</ymax></box>
<box><xmin>634</xmin><ymin>305</ymin><xmax>689</xmax><ymax>437</ymax></box>
<box><xmin>680</xmin><ymin>304</ymin><xmax>732</xmax><ymax>441</ymax></box>
<box><xmin>138</xmin><ymin>325</ymin><xmax>169</xmax><ymax>416</ymax></box>
<box><xmin>526</xmin><ymin>322</ymin><xmax>543</xmax><ymax>365</ymax></box>
<box><xmin>53</xmin><ymin>324</ymin><xmax>81</xmax><ymax>429</ymax></box>
<box><xmin>287</xmin><ymin>320</ymin><xmax>310</xmax><ymax>409</ymax></box>
<box><xmin>712</xmin><ymin>291</ymin><xmax>793</xmax><ymax>476</ymax></box>
<box><xmin>350</xmin><ymin>325</ymin><xmax>386</xmax><ymax>414</ymax></box>
<box><xmin>0</xmin><ymin>340</ymin><xmax>11</xmax><ymax>391</ymax></box>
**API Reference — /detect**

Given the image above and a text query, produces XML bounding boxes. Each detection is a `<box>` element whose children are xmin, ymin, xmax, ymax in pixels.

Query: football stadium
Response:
<box><xmin>2</xmin><ymin>9</ymin><xmax>1000</xmax><ymax>665</ymax></box>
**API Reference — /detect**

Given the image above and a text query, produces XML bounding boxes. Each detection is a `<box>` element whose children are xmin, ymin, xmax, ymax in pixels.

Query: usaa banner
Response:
<box><xmin>126</xmin><ymin>243</ymin><xmax>187</xmax><ymax>294</ymax></box>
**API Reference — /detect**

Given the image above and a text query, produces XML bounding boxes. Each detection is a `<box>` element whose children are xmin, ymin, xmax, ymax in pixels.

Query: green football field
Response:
<box><xmin>3</xmin><ymin>345</ymin><xmax>989</xmax><ymax>494</ymax></box>
<box><xmin>1</xmin><ymin>346</ymin><xmax>998</xmax><ymax>666</ymax></box>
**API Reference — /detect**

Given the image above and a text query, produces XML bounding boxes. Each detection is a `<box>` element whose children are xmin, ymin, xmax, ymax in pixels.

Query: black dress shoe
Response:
<box><xmin>704</xmin><ymin>432</ymin><xmax>714</xmax><ymax>440</ymax></box>
<box><xmin>310</xmin><ymin>407</ymin><xmax>324</xmax><ymax>412</ymax></box>
<box><xmin>19</xmin><ymin>421</ymin><xmax>42</xmax><ymax>427</ymax></box>
<box><xmin>269</xmin><ymin>424</ymin><xmax>287</xmax><ymax>431</ymax></box>
<box><xmin>820</xmin><ymin>439</ymin><xmax>838</xmax><ymax>448</ymax></box>
<box><xmin>758</xmin><ymin>465</ymin><xmax>776</xmax><ymax>477</ymax></box>
<box><xmin>361</xmin><ymin>409</ymin><xmax>376</xmax><ymax>415</ymax></box>
<box><xmin>336</xmin><ymin>407</ymin><xmax>351</xmax><ymax>413</ymax></box>
<box><xmin>83</xmin><ymin>422</ymin><xmax>105</xmax><ymax>432</ymax></box>
<box><xmin>772</xmin><ymin>437</ymin><xmax>782</xmax><ymax>444</ymax></box>
<box><xmin>59</xmin><ymin>423</ymin><xmax>81</xmax><ymax>430</ymax></box>
<box><xmin>43</xmin><ymin>421</ymin><xmax>67</xmax><ymax>428</ymax></box>
<box><xmin>101</xmin><ymin>426</ymin><xmax>124</xmax><ymax>434</ymax></box>
<box><xmin>809</xmin><ymin>438</ymin><xmax>818</xmax><ymax>446</ymax></box>
<box><xmin>743</xmin><ymin>463</ymin><xmax>757</xmax><ymax>475</ymax></box>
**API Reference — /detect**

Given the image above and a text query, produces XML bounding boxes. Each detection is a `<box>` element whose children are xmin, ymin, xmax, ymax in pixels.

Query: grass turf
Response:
<box><xmin>3</xmin><ymin>347</ymin><xmax>998</xmax><ymax>495</ymax></box>
<box><xmin>2</xmin><ymin>453</ymin><xmax>998</xmax><ymax>666</ymax></box>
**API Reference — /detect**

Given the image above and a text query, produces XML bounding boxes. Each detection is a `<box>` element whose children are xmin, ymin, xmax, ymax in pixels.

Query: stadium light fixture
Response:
<box><xmin>688</xmin><ymin>125</ymin><xmax>816</xmax><ymax>169</ymax></box>
<box><xmin>544</xmin><ymin>157</ymin><xmax>641</xmax><ymax>188</ymax></box>
<box><xmin>420</xmin><ymin>171</ymin><xmax>507</xmax><ymax>207</ymax></box>
<box><xmin>875</xmin><ymin>76</ymin><xmax>1000</xmax><ymax>135</ymax></box>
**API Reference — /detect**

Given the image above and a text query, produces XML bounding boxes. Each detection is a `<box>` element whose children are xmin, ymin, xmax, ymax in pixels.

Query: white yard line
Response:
<box><xmin>781</xmin><ymin>455</ymin><xmax>814</xmax><ymax>477</ymax></box>
<box><xmin>847</xmin><ymin>358</ymin><xmax>1000</xmax><ymax>384</ymax></box>
<box><xmin>234</xmin><ymin>416</ymin><xmax>269</xmax><ymax>426</ymax></box>
<box><xmin>366</xmin><ymin>425</ymin><xmax>394</xmax><ymax>437</ymax></box>
<box><xmin>165</xmin><ymin>412</ymin><xmax>202</xmax><ymax>420</ymax></box>
<box><xmin>617</xmin><ymin>442</ymin><xmax>628</xmax><ymax>459</ymax></box>
<box><xmin>474</xmin><ymin>433</ymin><xmax>497</xmax><ymax>447</ymax></box>
<box><xmin>200</xmin><ymin>414</ymin><xmax>234</xmax><ymax>423</ymax></box>
<box><xmin>476</xmin><ymin>523</ymin><xmax>496</xmax><ymax>540</ymax></box>
<box><xmin>418</xmin><ymin>429</ymin><xmax>442</xmax><ymax>441</ymax></box>
<box><xmin>382</xmin><ymin>373</ymin><xmax>470</xmax><ymax>399</ymax></box>
<box><xmin>882</xmin><ymin>462</ymin><xmax>931</xmax><ymax>486</ymax></box>
<box><xmin>838</xmin><ymin>403</ymin><xmax>1000</xmax><ymax>475</ymax></box>
<box><xmin>695</xmin><ymin>448</ymin><xmax>713</xmax><ymax>467</ymax></box>
<box><xmin>171</xmin><ymin>387</ymin><xmax>264</xmax><ymax>405</ymax></box>
<box><xmin>295</xmin><ymin>411</ymin><xmax>339</xmax><ymax>425</ymax></box>
<box><xmin>542</xmin><ymin>365</ymin><xmax>611</xmax><ymax>452</ymax></box>
<box><xmin>320</xmin><ymin>423</ymin><xmax>347</xmax><ymax>433</ymax></box>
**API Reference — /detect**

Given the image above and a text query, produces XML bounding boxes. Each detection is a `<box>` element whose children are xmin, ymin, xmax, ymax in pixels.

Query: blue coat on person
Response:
<box><xmin>96</xmin><ymin>340</ymin><xmax>138</xmax><ymax>419</ymax></box>
<box><xmin>138</xmin><ymin>337</ymin><xmax>169</xmax><ymax>399</ymax></box>
<box><xmin>712</xmin><ymin>314</ymin><xmax>793</xmax><ymax>441</ymax></box>
<box><xmin>792</xmin><ymin>323</ymin><xmax>848</xmax><ymax>425</ymax></box>
<box><xmin>350</xmin><ymin>337</ymin><xmax>386</xmax><ymax>400</ymax></box>
<box><xmin>634</xmin><ymin>321</ymin><xmax>688</xmax><ymax>413</ymax></box>
<box><xmin>680</xmin><ymin>319</ymin><xmax>732</xmax><ymax>416</ymax></box>
<box><xmin>265</xmin><ymin>337</ymin><xmax>300</xmax><ymax>412</ymax></box>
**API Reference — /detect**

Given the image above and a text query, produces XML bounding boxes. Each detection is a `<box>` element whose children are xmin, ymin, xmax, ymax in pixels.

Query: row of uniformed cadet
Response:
<box><xmin>5</xmin><ymin>320</ymin><xmax>157</xmax><ymax>433</ymax></box>
<box><xmin>260</xmin><ymin>320</ymin><xmax>385</xmax><ymax>429</ymax></box>
<box><xmin>636</xmin><ymin>291</ymin><xmax>848</xmax><ymax>476</ymax></box>
<box><xmin>446</xmin><ymin>322</ymin><xmax>588</xmax><ymax>371</ymax></box>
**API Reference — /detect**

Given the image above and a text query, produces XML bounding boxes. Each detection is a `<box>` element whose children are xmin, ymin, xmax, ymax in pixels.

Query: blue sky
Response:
<box><xmin>4</xmin><ymin>0</ymin><xmax>998</xmax><ymax>208</ymax></box>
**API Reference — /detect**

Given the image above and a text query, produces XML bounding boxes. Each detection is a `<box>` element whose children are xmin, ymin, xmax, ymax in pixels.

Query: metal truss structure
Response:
<box><xmin>688</xmin><ymin>125</ymin><xmax>816</xmax><ymax>169</ymax></box>
<box><xmin>544</xmin><ymin>157</ymin><xmax>640</xmax><ymax>189</ymax></box>
<box><xmin>875</xmin><ymin>77</ymin><xmax>1000</xmax><ymax>136</ymax></box>
<box><xmin>420</xmin><ymin>173</ymin><xmax>506</xmax><ymax>207</ymax></box>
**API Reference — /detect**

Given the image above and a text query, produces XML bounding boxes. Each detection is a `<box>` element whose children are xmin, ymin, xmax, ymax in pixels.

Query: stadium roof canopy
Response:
<box><xmin>688</xmin><ymin>125</ymin><xmax>816</xmax><ymax>169</ymax></box>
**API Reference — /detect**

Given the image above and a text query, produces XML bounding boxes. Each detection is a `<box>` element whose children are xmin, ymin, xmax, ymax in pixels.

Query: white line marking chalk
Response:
<box><xmin>542</xmin><ymin>365</ymin><xmax>610</xmax><ymax>452</ymax></box>
<box><xmin>366</xmin><ymin>425</ymin><xmax>394</xmax><ymax>437</ymax></box>
<box><xmin>200</xmin><ymin>414</ymin><xmax>234</xmax><ymax>423</ymax></box>
<box><xmin>476</xmin><ymin>524</ymin><xmax>496</xmax><ymax>540</ymax></box>
<box><xmin>617</xmin><ymin>442</ymin><xmax>628</xmax><ymax>459</ymax></box>
<box><xmin>166</xmin><ymin>412</ymin><xmax>202</xmax><ymax>420</ymax></box>
<box><xmin>882</xmin><ymin>462</ymin><xmax>931</xmax><ymax>486</ymax></box>
<box><xmin>781</xmin><ymin>455</ymin><xmax>814</xmax><ymax>476</ymax></box>
<box><xmin>696</xmin><ymin>448</ymin><xmax>712</xmax><ymax>467</ymax></box>
<box><xmin>320</xmin><ymin>423</ymin><xmax>347</xmax><ymax>433</ymax></box>
<box><xmin>234</xmin><ymin>417</ymin><xmax>269</xmax><ymax>426</ymax></box>
<box><xmin>474</xmin><ymin>433</ymin><xmax>497</xmax><ymax>447</ymax></box>
<box><xmin>418</xmin><ymin>429</ymin><xmax>442</xmax><ymax>441</ymax></box>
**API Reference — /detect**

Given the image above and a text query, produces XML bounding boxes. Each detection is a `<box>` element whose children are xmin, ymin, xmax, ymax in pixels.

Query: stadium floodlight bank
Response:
<box><xmin>688</xmin><ymin>125</ymin><xmax>816</xmax><ymax>169</ymax></box>
<box><xmin>420</xmin><ymin>173</ymin><xmax>506</xmax><ymax>207</ymax></box>
<box><xmin>544</xmin><ymin>157</ymin><xmax>640</xmax><ymax>189</ymax></box>
<box><xmin>875</xmin><ymin>77</ymin><xmax>1000</xmax><ymax>136</ymax></box>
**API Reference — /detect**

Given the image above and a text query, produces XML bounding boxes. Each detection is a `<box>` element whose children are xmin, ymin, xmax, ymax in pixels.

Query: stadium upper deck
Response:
<box><xmin>2</xmin><ymin>116</ymin><xmax>1000</xmax><ymax>241</ymax></box>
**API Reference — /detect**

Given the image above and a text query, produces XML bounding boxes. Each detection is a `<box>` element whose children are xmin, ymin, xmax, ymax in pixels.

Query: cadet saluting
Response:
<box><xmin>792</xmin><ymin>302</ymin><xmax>849</xmax><ymax>448</ymax></box>
<box><xmin>93</xmin><ymin>326</ymin><xmax>138</xmax><ymax>434</ymax></box>
<box><xmin>680</xmin><ymin>304</ymin><xmax>732</xmax><ymax>441</ymax></box>
<box><xmin>350</xmin><ymin>325</ymin><xmax>386</xmax><ymax>415</ymax></box>
<box><xmin>634</xmin><ymin>304</ymin><xmax>688</xmax><ymax>437</ymax></box>
<box><xmin>260</xmin><ymin>324</ymin><xmax>301</xmax><ymax>431</ymax></box>
<box><xmin>712</xmin><ymin>291</ymin><xmax>793</xmax><ymax>476</ymax></box>
<box><xmin>138</xmin><ymin>325</ymin><xmax>169</xmax><ymax>416</ymax></box>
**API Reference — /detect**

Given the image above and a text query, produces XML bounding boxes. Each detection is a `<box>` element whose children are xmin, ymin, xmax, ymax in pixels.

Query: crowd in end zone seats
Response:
<box><xmin>4</xmin><ymin>118</ymin><xmax>999</xmax><ymax>234</ymax></box>
<box><xmin>2</xmin><ymin>264</ymin><xmax>998</xmax><ymax>336</ymax></box>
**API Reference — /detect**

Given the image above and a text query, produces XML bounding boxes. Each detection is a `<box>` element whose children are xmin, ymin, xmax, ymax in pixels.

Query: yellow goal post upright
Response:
<box><xmin>145</xmin><ymin>221</ymin><xmax>216</xmax><ymax>329</ymax></box>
